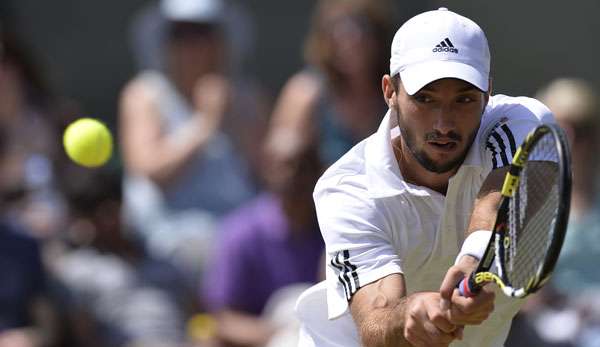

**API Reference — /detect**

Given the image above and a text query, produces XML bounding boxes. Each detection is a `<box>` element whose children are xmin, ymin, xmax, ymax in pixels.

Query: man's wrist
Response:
<box><xmin>454</xmin><ymin>230</ymin><xmax>492</xmax><ymax>265</ymax></box>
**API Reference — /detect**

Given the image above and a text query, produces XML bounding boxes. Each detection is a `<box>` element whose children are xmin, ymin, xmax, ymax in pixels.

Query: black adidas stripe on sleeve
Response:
<box><xmin>330</xmin><ymin>253</ymin><xmax>350</xmax><ymax>299</ymax></box>
<box><xmin>500</xmin><ymin>124</ymin><xmax>517</xmax><ymax>157</ymax></box>
<box><xmin>331</xmin><ymin>250</ymin><xmax>360</xmax><ymax>300</ymax></box>
<box><xmin>342</xmin><ymin>250</ymin><xmax>359</xmax><ymax>293</ymax></box>
<box><xmin>489</xmin><ymin>130</ymin><xmax>510</xmax><ymax>167</ymax></box>
<box><xmin>486</xmin><ymin>140</ymin><xmax>499</xmax><ymax>169</ymax></box>
<box><xmin>486</xmin><ymin>124</ymin><xmax>518</xmax><ymax>169</ymax></box>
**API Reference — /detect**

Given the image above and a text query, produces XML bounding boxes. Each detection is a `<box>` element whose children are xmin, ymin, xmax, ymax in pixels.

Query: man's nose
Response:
<box><xmin>432</xmin><ymin>107</ymin><xmax>457</xmax><ymax>135</ymax></box>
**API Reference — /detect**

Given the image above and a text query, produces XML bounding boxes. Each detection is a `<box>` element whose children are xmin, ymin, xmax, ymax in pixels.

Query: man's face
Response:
<box><xmin>391</xmin><ymin>78</ymin><xmax>488</xmax><ymax>173</ymax></box>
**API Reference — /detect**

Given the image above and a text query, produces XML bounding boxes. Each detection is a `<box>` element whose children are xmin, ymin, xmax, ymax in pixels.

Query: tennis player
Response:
<box><xmin>296</xmin><ymin>8</ymin><xmax>555</xmax><ymax>347</ymax></box>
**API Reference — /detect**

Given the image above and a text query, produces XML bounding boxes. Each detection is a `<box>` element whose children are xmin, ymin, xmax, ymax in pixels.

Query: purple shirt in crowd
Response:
<box><xmin>203</xmin><ymin>193</ymin><xmax>324</xmax><ymax>315</ymax></box>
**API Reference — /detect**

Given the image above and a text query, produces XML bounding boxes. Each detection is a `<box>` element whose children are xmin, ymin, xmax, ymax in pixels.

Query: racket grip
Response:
<box><xmin>458</xmin><ymin>273</ymin><xmax>481</xmax><ymax>297</ymax></box>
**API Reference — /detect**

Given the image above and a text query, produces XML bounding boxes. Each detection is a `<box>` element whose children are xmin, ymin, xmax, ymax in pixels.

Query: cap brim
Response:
<box><xmin>399</xmin><ymin>60</ymin><xmax>489</xmax><ymax>95</ymax></box>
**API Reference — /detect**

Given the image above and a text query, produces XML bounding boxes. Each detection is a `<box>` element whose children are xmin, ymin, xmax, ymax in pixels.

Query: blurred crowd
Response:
<box><xmin>0</xmin><ymin>0</ymin><xmax>598</xmax><ymax>347</ymax></box>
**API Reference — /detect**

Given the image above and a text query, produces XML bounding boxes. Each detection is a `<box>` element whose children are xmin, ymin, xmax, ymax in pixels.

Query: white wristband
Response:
<box><xmin>454</xmin><ymin>230</ymin><xmax>492</xmax><ymax>265</ymax></box>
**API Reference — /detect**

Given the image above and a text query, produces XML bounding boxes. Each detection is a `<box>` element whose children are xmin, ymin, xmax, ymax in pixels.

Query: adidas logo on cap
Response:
<box><xmin>432</xmin><ymin>38</ymin><xmax>458</xmax><ymax>53</ymax></box>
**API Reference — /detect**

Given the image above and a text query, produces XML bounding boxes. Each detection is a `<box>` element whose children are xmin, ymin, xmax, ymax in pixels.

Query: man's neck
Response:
<box><xmin>392</xmin><ymin>137</ymin><xmax>457</xmax><ymax>195</ymax></box>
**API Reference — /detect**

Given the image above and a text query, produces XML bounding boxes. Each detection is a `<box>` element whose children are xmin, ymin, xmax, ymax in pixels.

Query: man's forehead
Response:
<box><xmin>419</xmin><ymin>78</ymin><xmax>480</xmax><ymax>92</ymax></box>
<box><xmin>418</xmin><ymin>78</ymin><xmax>481</xmax><ymax>93</ymax></box>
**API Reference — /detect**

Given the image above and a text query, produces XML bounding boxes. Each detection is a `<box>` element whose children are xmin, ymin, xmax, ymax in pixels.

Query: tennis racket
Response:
<box><xmin>458</xmin><ymin>123</ymin><xmax>571</xmax><ymax>298</ymax></box>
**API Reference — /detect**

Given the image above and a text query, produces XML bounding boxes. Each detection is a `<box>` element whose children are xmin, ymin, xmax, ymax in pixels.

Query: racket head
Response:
<box><xmin>494</xmin><ymin>123</ymin><xmax>572</xmax><ymax>297</ymax></box>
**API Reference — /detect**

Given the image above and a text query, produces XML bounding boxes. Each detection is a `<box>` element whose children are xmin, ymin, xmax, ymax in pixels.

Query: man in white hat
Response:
<box><xmin>296</xmin><ymin>8</ymin><xmax>554</xmax><ymax>347</ymax></box>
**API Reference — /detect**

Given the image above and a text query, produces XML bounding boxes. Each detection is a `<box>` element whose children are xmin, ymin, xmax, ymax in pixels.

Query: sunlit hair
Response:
<box><xmin>303</xmin><ymin>0</ymin><xmax>395</xmax><ymax>92</ymax></box>
<box><xmin>536</xmin><ymin>78</ymin><xmax>599</xmax><ymax>130</ymax></box>
<box><xmin>536</xmin><ymin>78</ymin><xmax>600</xmax><ymax>176</ymax></box>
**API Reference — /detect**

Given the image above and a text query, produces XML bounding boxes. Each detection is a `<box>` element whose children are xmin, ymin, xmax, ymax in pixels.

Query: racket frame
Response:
<box><xmin>459</xmin><ymin>123</ymin><xmax>571</xmax><ymax>298</ymax></box>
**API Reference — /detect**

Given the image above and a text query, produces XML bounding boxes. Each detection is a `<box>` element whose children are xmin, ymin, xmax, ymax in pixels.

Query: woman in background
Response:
<box><xmin>271</xmin><ymin>0</ymin><xmax>396</xmax><ymax>165</ymax></box>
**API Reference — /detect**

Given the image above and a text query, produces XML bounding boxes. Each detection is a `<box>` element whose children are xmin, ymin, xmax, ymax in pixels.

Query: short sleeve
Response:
<box><xmin>482</xmin><ymin>96</ymin><xmax>555</xmax><ymax>171</ymax></box>
<box><xmin>314</xmin><ymin>179</ymin><xmax>402</xmax><ymax>319</ymax></box>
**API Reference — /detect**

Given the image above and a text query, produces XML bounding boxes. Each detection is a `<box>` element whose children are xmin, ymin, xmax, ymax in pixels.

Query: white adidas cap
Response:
<box><xmin>390</xmin><ymin>8</ymin><xmax>490</xmax><ymax>95</ymax></box>
<box><xmin>161</xmin><ymin>0</ymin><xmax>225</xmax><ymax>23</ymax></box>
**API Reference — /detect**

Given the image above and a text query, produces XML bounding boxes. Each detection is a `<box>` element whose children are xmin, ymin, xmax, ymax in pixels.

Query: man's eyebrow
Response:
<box><xmin>458</xmin><ymin>85</ymin><xmax>480</xmax><ymax>92</ymax></box>
<box><xmin>418</xmin><ymin>85</ymin><xmax>480</xmax><ymax>93</ymax></box>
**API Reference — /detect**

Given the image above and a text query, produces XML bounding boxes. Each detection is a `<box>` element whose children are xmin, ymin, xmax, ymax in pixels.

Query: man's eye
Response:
<box><xmin>413</xmin><ymin>94</ymin><xmax>432</xmax><ymax>103</ymax></box>
<box><xmin>457</xmin><ymin>95</ymin><xmax>475</xmax><ymax>103</ymax></box>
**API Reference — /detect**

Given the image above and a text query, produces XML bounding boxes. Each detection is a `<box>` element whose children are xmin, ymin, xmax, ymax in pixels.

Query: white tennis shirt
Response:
<box><xmin>297</xmin><ymin>94</ymin><xmax>554</xmax><ymax>347</ymax></box>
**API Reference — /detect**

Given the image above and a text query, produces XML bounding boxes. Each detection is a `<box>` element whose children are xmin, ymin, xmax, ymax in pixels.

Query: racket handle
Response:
<box><xmin>458</xmin><ymin>273</ymin><xmax>481</xmax><ymax>297</ymax></box>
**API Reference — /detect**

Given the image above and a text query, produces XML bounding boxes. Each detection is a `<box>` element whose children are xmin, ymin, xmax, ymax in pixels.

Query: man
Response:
<box><xmin>296</xmin><ymin>8</ymin><xmax>554</xmax><ymax>347</ymax></box>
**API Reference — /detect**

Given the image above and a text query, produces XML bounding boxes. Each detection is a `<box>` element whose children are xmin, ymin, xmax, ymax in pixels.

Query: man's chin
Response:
<box><xmin>417</xmin><ymin>154</ymin><xmax>465</xmax><ymax>174</ymax></box>
<box><xmin>424</xmin><ymin>163</ymin><xmax>459</xmax><ymax>174</ymax></box>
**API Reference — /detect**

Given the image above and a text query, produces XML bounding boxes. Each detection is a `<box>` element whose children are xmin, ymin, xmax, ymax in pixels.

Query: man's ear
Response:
<box><xmin>382</xmin><ymin>74</ymin><xmax>396</xmax><ymax>107</ymax></box>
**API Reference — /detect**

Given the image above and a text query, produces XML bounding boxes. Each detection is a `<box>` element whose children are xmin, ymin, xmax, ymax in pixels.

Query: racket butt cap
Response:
<box><xmin>458</xmin><ymin>277</ymin><xmax>476</xmax><ymax>297</ymax></box>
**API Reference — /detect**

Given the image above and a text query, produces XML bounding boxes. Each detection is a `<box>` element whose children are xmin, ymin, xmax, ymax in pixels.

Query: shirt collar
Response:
<box><xmin>461</xmin><ymin>126</ymin><xmax>484</xmax><ymax>168</ymax></box>
<box><xmin>364</xmin><ymin>110</ymin><xmax>484</xmax><ymax>199</ymax></box>
<box><xmin>365</xmin><ymin>110</ymin><xmax>429</xmax><ymax>198</ymax></box>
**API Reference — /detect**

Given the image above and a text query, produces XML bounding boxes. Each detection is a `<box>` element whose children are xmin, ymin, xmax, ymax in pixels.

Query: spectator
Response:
<box><xmin>510</xmin><ymin>78</ymin><xmax>600</xmax><ymax>347</ymax></box>
<box><xmin>538</xmin><ymin>79</ymin><xmax>600</xmax><ymax>292</ymax></box>
<box><xmin>202</xmin><ymin>125</ymin><xmax>325</xmax><ymax>347</ymax></box>
<box><xmin>0</xmin><ymin>130</ymin><xmax>59</xmax><ymax>347</ymax></box>
<box><xmin>50</xmin><ymin>166</ymin><xmax>193</xmax><ymax>347</ymax></box>
<box><xmin>270</xmin><ymin>0</ymin><xmax>395</xmax><ymax>165</ymax></box>
<box><xmin>0</xmin><ymin>25</ymin><xmax>66</xmax><ymax>240</ymax></box>
<box><xmin>119</xmin><ymin>0</ymin><xmax>267</xmax><ymax>282</ymax></box>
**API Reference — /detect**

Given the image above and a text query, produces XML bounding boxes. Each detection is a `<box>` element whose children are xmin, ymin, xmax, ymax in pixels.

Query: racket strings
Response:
<box><xmin>505</xmin><ymin>133</ymin><xmax>560</xmax><ymax>290</ymax></box>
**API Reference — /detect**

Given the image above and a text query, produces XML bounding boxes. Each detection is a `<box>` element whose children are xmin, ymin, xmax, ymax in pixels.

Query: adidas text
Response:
<box><xmin>432</xmin><ymin>47</ymin><xmax>458</xmax><ymax>53</ymax></box>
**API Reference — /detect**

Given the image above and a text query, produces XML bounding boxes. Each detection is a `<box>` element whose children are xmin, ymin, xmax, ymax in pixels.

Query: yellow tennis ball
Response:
<box><xmin>63</xmin><ymin>118</ymin><xmax>113</xmax><ymax>168</ymax></box>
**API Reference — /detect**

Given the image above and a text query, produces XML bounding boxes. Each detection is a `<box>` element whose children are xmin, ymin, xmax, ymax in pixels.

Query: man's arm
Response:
<box><xmin>466</xmin><ymin>167</ymin><xmax>509</xmax><ymax>233</ymax></box>
<box><xmin>350</xmin><ymin>273</ymin><xmax>459</xmax><ymax>347</ymax></box>
<box><xmin>439</xmin><ymin>167</ymin><xmax>509</xmax><ymax>322</ymax></box>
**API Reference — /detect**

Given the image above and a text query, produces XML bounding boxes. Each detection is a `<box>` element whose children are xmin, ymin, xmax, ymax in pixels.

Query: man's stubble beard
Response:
<box><xmin>394</xmin><ymin>105</ymin><xmax>479</xmax><ymax>174</ymax></box>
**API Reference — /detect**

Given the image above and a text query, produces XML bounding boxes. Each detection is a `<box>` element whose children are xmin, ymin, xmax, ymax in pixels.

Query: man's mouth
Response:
<box><xmin>428</xmin><ymin>141</ymin><xmax>458</xmax><ymax>151</ymax></box>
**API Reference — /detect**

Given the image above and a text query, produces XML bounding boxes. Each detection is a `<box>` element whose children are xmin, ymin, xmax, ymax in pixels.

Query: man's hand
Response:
<box><xmin>439</xmin><ymin>255</ymin><xmax>495</xmax><ymax>326</ymax></box>
<box><xmin>351</xmin><ymin>273</ymin><xmax>461</xmax><ymax>347</ymax></box>
<box><xmin>403</xmin><ymin>292</ymin><xmax>463</xmax><ymax>347</ymax></box>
